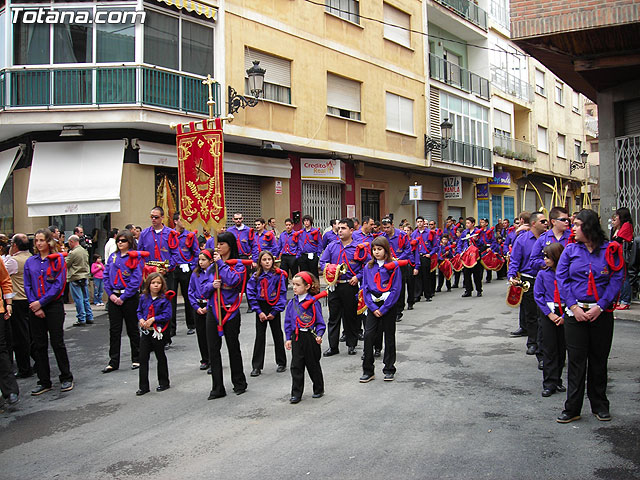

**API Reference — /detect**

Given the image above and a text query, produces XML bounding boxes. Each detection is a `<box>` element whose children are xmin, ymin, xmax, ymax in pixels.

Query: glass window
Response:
<box><xmin>386</xmin><ymin>92</ymin><xmax>414</xmax><ymax>134</ymax></box>
<box><xmin>491</xmin><ymin>195</ymin><xmax>502</xmax><ymax>227</ymax></box>
<box><xmin>182</xmin><ymin>20</ymin><xmax>213</xmax><ymax>76</ymax></box>
<box><xmin>535</xmin><ymin>69</ymin><xmax>545</xmax><ymax>96</ymax></box>
<box><xmin>574</xmin><ymin>140</ymin><xmax>582</xmax><ymax>161</ymax></box>
<box><xmin>245</xmin><ymin>49</ymin><xmax>291</xmax><ymax>104</ymax></box>
<box><xmin>54</xmin><ymin>23</ymin><xmax>92</xmax><ymax>64</ymax></box>
<box><xmin>478</xmin><ymin>199</ymin><xmax>490</xmax><ymax>221</ymax></box>
<box><xmin>327</xmin><ymin>73</ymin><xmax>361</xmax><ymax>120</ymax></box>
<box><xmin>557</xmin><ymin>134</ymin><xmax>566</xmax><ymax>158</ymax></box>
<box><xmin>572</xmin><ymin>91</ymin><xmax>580</xmax><ymax>113</ymax></box>
<box><xmin>97</xmin><ymin>11</ymin><xmax>135</xmax><ymax>62</ymax></box>
<box><xmin>440</xmin><ymin>91</ymin><xmax>489</xmax><ymax>147</ymax></box>
<box><xmin>383</xmin><ymin>3</ymin><xmax>410</xmax><ymax>48</ymax></box>
<box><xmin>591</xmin><ymin>142</ymin><xmax>599</xmax><ymax>153</ymax></box>
<box><xmin>144</xmin><ymin>10</ymin><xmax>179</xmax><ymax>70</ymax></box>
<box><xmin>0</xmin><ymin>176</ymin><xmax>13</xmax><ymax>234</ymax></box>
<box><xmin>537</xmin><ymin>126</ymin><xmax>548</xmax><ymax>153</ymax></box>
<box><xmin>555</xmin><ymin>80</ymin><xmax>563</xmax><ymax>105</ymax></box>
<box><xmin>325</xmin><ymin>0</ymin><xmax>360</xmax><ymax>24</ymax></box>
<box><xmin>503</xmin><ymin>196</ymin><xmax>514</xmax><ymax>223</ymax></box>
<box><xmin>13</xmin><ymin>22</ymin><xmax>50</xmax><ymax>65</ymax></box>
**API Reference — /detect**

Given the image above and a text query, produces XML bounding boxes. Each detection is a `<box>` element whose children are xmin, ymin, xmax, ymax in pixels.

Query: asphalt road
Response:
<box><xmin>1</xmin><ymin>281</ymin><xmax>639</xmax><ymax>480</ymax></box>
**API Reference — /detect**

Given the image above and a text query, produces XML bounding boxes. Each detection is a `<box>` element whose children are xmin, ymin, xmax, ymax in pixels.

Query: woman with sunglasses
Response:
<box><xmin>102</xmin><ymin>230</ymin><xmax>145</xmax><ymax>373</ymax></box>
<box><xmin>555</xmin><ymin>209</ymin><xmax>625</xmax><ymax>423</ymax></box>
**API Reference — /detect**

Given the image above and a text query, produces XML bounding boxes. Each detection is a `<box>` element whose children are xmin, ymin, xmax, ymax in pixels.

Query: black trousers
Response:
<box><xmin>280</xmin><ymin>254</ymin><xmax>298</xmax><ymax>282</ymax></box>
<box><xmin>327</xmin><ymin>283</ymin><xmax>359</xmax><ymax>350</ymax></box>
<box><xmin>171</xmin><ymin>268</ymin><xmax>195</xmax><ymax>334</ymax></box>
<box><xmin>563</xmin><ymin>310</ymin><xmax>613</xmax><ymax>416</ymax></box>
<box><xmin>297</xmin><ymin>254</ymin><xmax>319</xmax><ymax>277</ymax></box>
<box><xmin>194</xmin><ymin>310</ymin><xmax>209</xmax><ymax>364</ymax></box>
<box><xmin>415</xmin><ymin>255</ymin><xmax>434</xmax><ymax>300</ymax></box>
<box><xmin>485</xmin><ymin>269</ymin><xmax>492</xmax><ymax>282</ymax></box>
<box><xmin>30</xmin><ymin>300</ymin><xmax>73</xmax><ymax>387</ymax></box>
<box><xmin>206</xmin><ymin>311</ymin><xmax>247</xmax><ymax>396</ymax></box>
<box><xmin>252</xmin><ymin>301</ymin><xmax>286</xmax><ymax>370</ymax></box>
<box><xmin>405</xmin><ymin>265</ymin><xmax>416</xmax><ymax>306</ymax></box>
<box><xmin>397</xmin><ymin>264</ymin><xmax>410</xmax><ymax>312</ymax></box>
<box><xmin>290</xmin><ymin>330</ymin><xmax>324</xmax><ymax>397</ymax></box>
<box><xmin>10</xmin><ymin>299</ymin><xmax>32</xmax><ymax>376</ymax></box>
<box><xmin>363</xmin><ymin>303</ymin><xmax>397</xmax><ymax>376</ymax></box>
<box><xmin>138</xmin><ymin>332</ymin><xmax>169</xmax><ymax>391</ymax></box>
<box><xmin>437</xmin><ymin>270</ymin><xmax>452</xmax><ymax>291</ymax></box>
<box><xmin>107</xmin><ymin>294</ymin><xmax>140</xmax><ymax>369</ymax></box>
<box><xmin>539</xmin><ymin>312</ymin><xmax>566</xmax><ymax>391</ymax></box>
<box><xmin>0</xmin><ymin>310</ymin><xmax>19</xmax><ymax>398</ymax></box>
<box><xmin>519</xmin><ymin>279</ymin><xmax>541</xmax><ymax>358</ymax></box>
<box><xmin>463</xmin><ymin>263</ymin><xmax>483</xmax><ymax>294</ymax></box>
<box><xmin>452</xmin><ymin>270</ymin><xmax>461</xmax><ymax>288</ymax></box>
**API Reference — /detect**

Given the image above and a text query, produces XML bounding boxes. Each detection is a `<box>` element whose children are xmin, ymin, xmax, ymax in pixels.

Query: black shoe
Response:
<box><xmin>542</xmin><ymin>388</ymin><xmax>555</xmax><ymax>397</ymax></box>
<box><xmin>136</xmin><ymin>389</ymin><xmax>150</xmax><ymax>396</ymax></box>
<box><xmin>276</xmin><ymin>365</ymin><xmax>286</xmax><ymax>373</ymax></box>
<box><xmin>447</xmin><ymin>288</ymin><xmax>452</xmax><ymax>292</ymax></box>
<box><xmin>396</xmin><ymin>312</ymin><xmax>403</xmax><ymax>321</ymax></box>
<box><xmin>361</xmin><ymin>353</ymin><xmax>365</xmax><ymax>360</ymax></box>
<box><xmin>208</xmin><ymin>391</ymin><xmax>226</xmax><ymax>400</ymax></box>
<box><xmin>7</xmin><ymin>393</ymin><xmax>19</xmax><ymax>405</ymax></box>
<box><xmin>156</xmin><ymin>385</ymin><xmax>170</xmax><ymax>392</ymax></box>
<box><xmin>234</xmin><ymin>388</ymin><xmax>247</xmax><ymax>395</ymax></box>
<box><xmin>15</xmin><ymin>371</ymin><xmax>33</xmax><ymax>379</ymax></box>
<box><xmin>323</xmin><ymin>349</ymin><xmax>339</xmax><ymax>357</ymax></box>
<box><xmin>374</xmin><ymin>349</ymin><xmax>381</xmax><ymax>358</ymax></box>
<box><xmin>312</xmin><ymin>392</ymin><xmax>324</xmax><ymax>398</ymax></box>
<box><xmin>250</xmin><ymin>369</ymin><xmax>261</xmax><ymax>377</ymax></box>
<box><xmin>595</xmin><ymin>412</ymin><xmax>611</xmax><ymax>421</ymax></box>
<box><xmin>348</xmin><ymin>347</ymin><xmax>356</xmax><ymax>355</ymax></box>
<box><xmin>85</xmin><ymin>320</ymin><xmax>94</xmax><ymax>325</ymax></box>
<box><xmin>510</xmin><ymin>328</ymin><xmax>527</xmax><ymax>337</ymax></box>
<box><xmin>207</xmin><ymin>367</ymin><xmax>212</xmax><ymax>375</ymax></box>
<box><xmin>557</xmin><ymin>384</ymin><xmax>566</xmax><ymax>392</ymax></box>
<box><xmin>436</xmin><ymin>288</ymin><xmax>442</xmax><ymax>293</ymax></box>
<box><xmin>384</xmin><ymin>373</ymin><xmax>395</xmax><ymax>381</ymax></box>
<box><xmin>486</xmin><ymin>279</ymin><xmax>491</xmax><ymax>284</ymax></box>
<box><xmin>339</xmin><ymin>334</ymin><xmax>346</xmax><ymax>342</ymax></box>
<box><xmin>131</xmin><ymin>363</ymin><xmax>140</xmax><ymax>370</ymax></box>
<box><xmin>187</xmin><ymin>329</ymin><xmax>196</xmax><ymax>335</ymax></box>
<box><xmin>60</xmin><ymin>381</ymin><xmax>74</xmax><ymax>392</ymax></box>
<box><xmin>426</xmin><ymin>297</ymin><xmax>432</xmax><ymax>302</ymax></box>
<box><xmin>476</xmin><ymin>292</ymin><xmax>482</xmax><ymax>297</ymax></box>
<box><xmin>557</xmin><ymin>412</ymin><xmax>581</xmax><ymax>424</ymax></box>
<box><xmin>407</xmin><ymin>304</ymin><xmax>414</xmax><ymax>310</ymax></box>
<box><xmin>452</xmin><ymin>285</ymin><xmax>459</xmax><ymax>289</ymax></box>
<box><xmin>164</xmin><ymin>343</ymin><xmax>172</xmax><ymax>350</ymax></box>
<box><xmin>526</xmin><ymin>345</ymin><xmax>537</xmax><ymax>355</ymax></box>
<box><xmin>538</xmin><ymin>360</ymin><xmax>544</xmax><ymax>370</ymax></box>
<box><xmin>290</xmin><ymin>396</ymin><xmax>301</xmax><ymax>404</ymax></box>
<box><xmin>359</xmin><ymin>374</ymin><xmax>375</xmax><ymax>383</ymax></box>
<box><xmin>199</xmin><ymin>362</ymin><xmax>209</xmax><ymax>371</ymax></box>
<box><xmin>358</xmin><ymin>332</ymin><xmax>365</xmax><ymax>341</ymax></box>
<box><xmin>246</xmin><ymin>307</ymin><xmax>252</xmax><ymax>314</ymax></box>
<box><xmin>31</xmin><ymin>385</ymin><xmax>51</xmax><ymax>396</ymax></box>
<box><xmin>73</xmin><ymin>321</ymin><xmax>86</xmax><ymax>327</ymax></box>
<box><xmin>461</xmin><ymin>292</ymin><xmax>472</xmax><ymax>298</ymax></box>
<box><xmin>102</xmin><ymin>365</ymin><xmax>117</xmax><ymax>374</ymax></box>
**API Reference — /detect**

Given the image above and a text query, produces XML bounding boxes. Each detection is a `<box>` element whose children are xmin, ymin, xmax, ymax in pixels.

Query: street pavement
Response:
<box><xmin>1</xmin><ymin>281</ymin><xmax>639</xmax><ymax>480</ymax></box>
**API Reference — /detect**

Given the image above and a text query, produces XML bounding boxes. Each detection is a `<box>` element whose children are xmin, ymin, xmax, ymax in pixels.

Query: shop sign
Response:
<box><xmin>488</xmin><ymin>172</ymin><xmax>511</xmax><ymax>188</ymax></box>
<box><xmin>347</xmin><ymin>204</ymin><xmax>356</xmax><ymax>218</ymax></box>
<box><xmin>409</xmin><ymin>185</ymin><xmax>423</xmax><ymax>201</ymax></box>
<box><xmin>477</xmin><ymin>184</ymin><xmax>489</xmax><ymax>200</ymax></box>
<box><xmin>301</xmin><ymin>159</ymin><xmax>346</xmax><ymax>183</ymax></box>
<box><xmin>443</xmin><ymin>176</ymin><xmax>462</xmax><ymax>199</ymax></box>
<box><xmin>275</xmin><ymin>180</ymin><xmax>283</xmax><ymax>195</ymax></box>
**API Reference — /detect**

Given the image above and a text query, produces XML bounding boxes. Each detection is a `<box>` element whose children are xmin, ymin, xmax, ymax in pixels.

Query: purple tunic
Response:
<box><xmin>284</xmin><ymin>293</ymin><xmax>326</xmax><ymax>340</ymax></box>
<box><xmin>362</xmin><ymin>261</ymin><xmax>402</xmax><ymax>315</ymax></box>
<box><xmin>246</xmin><ymin>269</ymin><xmax>288</xmax><ymax>314</ymax></box>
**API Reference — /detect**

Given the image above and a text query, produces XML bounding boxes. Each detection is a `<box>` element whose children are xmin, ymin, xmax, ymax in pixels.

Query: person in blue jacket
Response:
<box><xmin>246</xmin><ymin>250</ymin><xmax>287</xmax><ymax>377</ymax></box>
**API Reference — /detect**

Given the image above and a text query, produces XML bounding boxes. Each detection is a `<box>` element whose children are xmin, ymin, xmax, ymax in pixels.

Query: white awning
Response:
<box><xmin>0</xmin><ymin>147</ymin><xmax>20</xmax><ymax>191</ymax></box>
<box><xmin>27</xmin><ymin>140</ymin><xmax>125</xmax><ymax>217</ymax></box>
<box><xmin>138</xmin><ymin>141</ymin><xmax>178</xmax><ymax>168</ymax></box>
<box><xmin>224</xmin><ymin>153</ymin><xmax>292</xmax><ymax>179</ymax></box>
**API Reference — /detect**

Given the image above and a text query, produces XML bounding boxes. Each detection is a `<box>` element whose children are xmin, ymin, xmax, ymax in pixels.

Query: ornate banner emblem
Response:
<box><xmin>176</xmin><ymin>118</ymin><xmax>225</xmax><ymax>232</ymax></box>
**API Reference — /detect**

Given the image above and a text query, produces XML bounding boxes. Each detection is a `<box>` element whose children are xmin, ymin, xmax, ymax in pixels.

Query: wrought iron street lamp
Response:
<box><xmin>228</xmin><ymin>60</ymin><xmax>266</xmax><ymax>115</ymax></box>
<box><xmin>570</xmin><ymin>150</ymin><xmax>589</xmax><ymax>174</ymax></box>
<box><xmin>425</xmin><ymin>118</ymin><xmax>453</xmax><ymax>154</ymax></box>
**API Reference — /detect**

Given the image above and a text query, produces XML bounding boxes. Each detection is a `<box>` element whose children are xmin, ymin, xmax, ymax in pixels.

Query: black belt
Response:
<box><xmin>113</xmin><ymin>289</ymin><xmax>125</xmax><ymax>295</ymax></box>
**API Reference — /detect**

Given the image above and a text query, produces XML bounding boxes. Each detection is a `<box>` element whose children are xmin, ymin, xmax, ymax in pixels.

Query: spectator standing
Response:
<box><xmin>91</xmin><ymin>254</ymin><xmax>105</xmax><ymax>306</ymax></box>
<box><xmin>9</xmin><ymin>234</ymin><xmax>33</xmax><ymax>378</ymax></box>
<box><xmin>67</xmin><ymin>235</ymin><xmax>94</xmax><ymax>326</ymax></box>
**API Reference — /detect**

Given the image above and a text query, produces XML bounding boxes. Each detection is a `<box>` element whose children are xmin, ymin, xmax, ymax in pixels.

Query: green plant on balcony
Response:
<box><xmin>493</xmin><ymin>145</ymin><xmax>505</xmax><ymax>156</ymax></box>
<box><xmin>524</xmin><ymin>153</ymin><xmax>536</xmax><ymax>162</ymax></box>
<box><xmin>513</xmin><ymin>151</ymin><xmax>526</xmax><ymax>161</ymax></box>
<box><xmin>505</xmin><ymin>149</ymin><xmax>516</xmax><ymax>159</ymax></box>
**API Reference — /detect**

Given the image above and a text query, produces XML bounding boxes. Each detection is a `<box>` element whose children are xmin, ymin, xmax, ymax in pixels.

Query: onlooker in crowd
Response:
<box><xmin>9</xmin><ymin>234</ymin><xmax>33</xmax><ymax>379</ymax></box>
<box><xmin>67</xmin><ymin>235</ymin><xmax>94</xmax><ymax>326</ymax></box>
<box><xmin>104</xmin><ymin>228</ymin><xmax>119</xmax><ymax>264</ymax></box>
<box><xmin>91</xmin><ymin>254</ymin><xmax>105</xmax><ymax>306</ymax></box>
<box><xmin>611</xmin><ymin>207</ymin><xmax>634</xmax><ymax>310</ymax></box>
<box><xmin>0</xmin><ymin>256</ymin><xmax>18</xmax><ymax>407</ymax></box>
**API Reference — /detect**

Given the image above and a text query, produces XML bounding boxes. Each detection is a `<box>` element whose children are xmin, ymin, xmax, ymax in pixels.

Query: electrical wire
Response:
<box><xmin>306</xmin><ymin>0</ymin><xmax>531</xmax><ymax>58</ymax></box>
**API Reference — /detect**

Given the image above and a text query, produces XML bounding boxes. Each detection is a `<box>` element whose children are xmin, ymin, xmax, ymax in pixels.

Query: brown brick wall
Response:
<box><xmin>511</xmin><ymin>0</ymin><xmax>640</xmax><ymax>38</ymax></box>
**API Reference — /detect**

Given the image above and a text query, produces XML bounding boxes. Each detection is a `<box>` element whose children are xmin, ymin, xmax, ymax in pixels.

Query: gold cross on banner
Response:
<box><xmin>195</xmin><ymin>158</ymin><xmax>211</xmax><ymax>181</ymax></box>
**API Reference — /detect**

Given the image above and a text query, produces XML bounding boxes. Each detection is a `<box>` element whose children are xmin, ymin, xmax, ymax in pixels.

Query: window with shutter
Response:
<box><xmin>557</xmin><ymin>134</ymin><xmax>566</xmax><ymax>158</ymax></box>
<box><xmin>245</xmin><ymin>48</ymin><xmax>291</xmax><ymax>104</ymax></box>
<box><xmin>327</xmin><ymin>73</ymin><xmax>361</xmax><ymax>120</ymax></box>
<box><xmin>537</xmin><ymin>126</ymin><xmax>548</xmax><ymax>153</ymax></box>
<box><xmin>383</xmin><ymin>3</ymin><xmax>410</xmax><ymax>48</ymax></box>
<box><xmin>386</xmin><ymin>92</ymin><xmax>414</xmax><ymax>135</ymax></box>
<box><xmin>535</xmin><ymin>69</ymin><xmax>545</xmax><ymax>96</ymax></box>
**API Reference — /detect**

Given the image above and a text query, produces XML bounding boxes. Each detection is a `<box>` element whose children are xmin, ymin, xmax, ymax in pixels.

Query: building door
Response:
<box><xmin>224</xmin><ymin>173</ymin><xmax>262</xmax><ymax>227</ymax></box>
<box><xmin>302</xmin><ymin>181</ymin><xmax>342</xmax><ymax>230</ymax></box>
<box><xmin>361</xmin><ymin>189</ymin><xmax>381</xmax><ymax>220</ymax></box>
<box><xmin>491</xmin><ymin>194</ymin><xmax>502</xmax><ymax>227</ymax></box>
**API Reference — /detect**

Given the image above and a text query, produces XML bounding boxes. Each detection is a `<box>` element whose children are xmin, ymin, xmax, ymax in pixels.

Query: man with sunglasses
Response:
<box><xmin>507</xmin><ymin>212</ymin><xmax>549</xmax><ymax>364</ymax></box>
<box><xmin>529</xmin><ymin>207</ymin><xmax>572</xmax><ymax>275</ymax></box>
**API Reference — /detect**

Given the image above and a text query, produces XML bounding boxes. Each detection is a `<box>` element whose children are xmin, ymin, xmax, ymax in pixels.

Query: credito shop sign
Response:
<box><xmin>300</xmin><ymin>159</ymin><xmax>346</xmax><ymax>183</ymax></box>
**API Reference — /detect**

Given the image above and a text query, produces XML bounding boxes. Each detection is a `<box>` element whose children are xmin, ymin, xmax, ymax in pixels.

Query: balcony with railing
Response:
<box><xmin>588</xmin><ymin>163</ymin><xmax>599</xmax><ymax>184</ymax></box>
<box><xmin>429</xmin><ymin>54</ymin><xmax>490</xmax><ymax>100</ymax></box>
<box><xmin>0</xmin><ymin>64</ymin><xmax>218</xmax><ymax>116</ymax></box>
<box><xmin>493</xmin><ymin>132</ymin><xmax>536</xmax><ymax>162</ymax></box>
<box><xmin>585</xmin><ymin>118</ymin><xmax>599</xmax><ymax>138</ymax></box>
<box><xmin>489</xmin><ymin>0</ymin><xmax>510</xmax><ymax>31</ymax></box>
<box><xmin>490</xmin><ymin>66</ymin><xmax>533</xmax><ymax>103</ymax></box>
<box><xmin>437</xmin><ymin>138</ymin><xmax>492</xmax><ymax>171</ymax></box>
<box><xmin>434</xmin><ymin>0</ymin><xmax>487</xmax><ymax>30</ymax></box>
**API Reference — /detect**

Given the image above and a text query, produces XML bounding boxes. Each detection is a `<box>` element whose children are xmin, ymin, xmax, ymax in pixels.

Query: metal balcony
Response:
<box><xmin>434</xmin><ymin>0</ymin><xmax>488</xmax><ymax>30</ymax></box>
<box><xmin>588</xmin><ymin>163</ymin><xmax>599</xmax><ymax>184</ymax></box>
<box><xmin>0</xmin><ymin>64</ymin><xmax>218</xmax><ymax>116</ymax></box>
<box><xmin>490</xmin><ymin>66</ymin><xmax>533</xmax><ymax>103</ymax></box>
<box><xmin>439</xmin><ymin>138</ymin><xmax>492</xmax><ymax>170</ymax></box>
<box><xmin>429</xmin><ymin>54</ymin><xmax>489</xmax><ymax>100</ymax></box>
<box><xmin>489</xmin><ymin>0</ymin><xmax>510</xmax><ymax>31</ymax></box>
<box><xmin>493</xmin><ymin>133</ymin><xmax>536</xmax><ymax>162</ymax></box>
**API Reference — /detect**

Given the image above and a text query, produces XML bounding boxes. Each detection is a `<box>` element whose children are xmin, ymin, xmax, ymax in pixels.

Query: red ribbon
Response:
<box><xmin>259</xmin><ymin>269</ymin><xmax>287</xmax><ymax>306</ymax></box>
<box><xmin>213</xmin><ymin>259</ymin><xmax>252</xmax><ymax>335</ymax></box>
